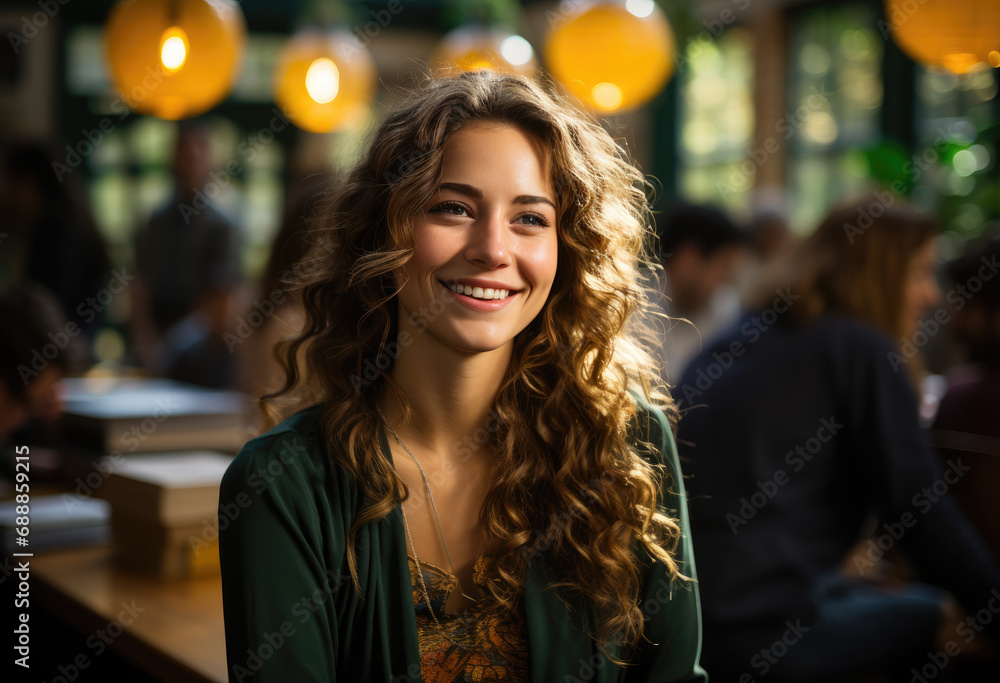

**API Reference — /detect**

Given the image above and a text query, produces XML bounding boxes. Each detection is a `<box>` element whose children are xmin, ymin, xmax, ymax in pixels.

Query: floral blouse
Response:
<box><xmin>408</xmin><ymin>552</ymin><xmax>530</xmax><ymax>682</ymax></box>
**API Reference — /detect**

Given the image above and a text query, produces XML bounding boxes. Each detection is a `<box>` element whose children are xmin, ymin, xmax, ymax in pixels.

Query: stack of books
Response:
<box><xmin>59</xmin><ymin>377</ymin><xmax>251</xmax><ymax>455</ymax></box>
<box><xmin>0</xmin><ymin>494</ymin><xmax>110</xmax><ymax>555</ymax></box>
<box><xmin>102</xmin><ymin>451</ymin><xmax>234</xmax><ymax>579</ymax></box>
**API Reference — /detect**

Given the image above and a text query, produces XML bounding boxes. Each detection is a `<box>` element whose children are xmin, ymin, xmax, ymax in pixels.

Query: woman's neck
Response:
<box><xmin>378</xmin><ymin>332</ymin><xmax>511</xmax><ymax>468</ymax></box>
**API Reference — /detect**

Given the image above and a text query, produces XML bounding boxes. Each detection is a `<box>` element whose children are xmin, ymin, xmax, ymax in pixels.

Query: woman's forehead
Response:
<box><xmin>435</xmin><ymin>123</ymin><xmax>555</xmax><ymax>196</ymax></box>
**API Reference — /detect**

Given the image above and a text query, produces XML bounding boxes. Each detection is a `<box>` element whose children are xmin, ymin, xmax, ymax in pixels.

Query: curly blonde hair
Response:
<box><xmin>263</xmin><ymin>69</ymin><xmax>684</xmax><ymax>665</ymax></box>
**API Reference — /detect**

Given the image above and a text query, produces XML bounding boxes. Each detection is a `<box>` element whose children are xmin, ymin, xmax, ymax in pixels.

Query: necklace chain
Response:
<box><xmin>398</xmin><ymin>484</ymin><xmax>455</xmax><ymax>637</ymax></box>
<box><xmin>380</xmin><ymin>415</ymin><xmax>482</xmax><ymax>636</ymax></box>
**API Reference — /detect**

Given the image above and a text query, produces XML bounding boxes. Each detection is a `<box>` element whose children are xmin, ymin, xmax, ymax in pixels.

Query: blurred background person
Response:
<box><xmin>130</xmin><ymin>120</ymin><xmax>244</xmax><ymax>388</ymax></box>
<box><xmin>748</xmin><ymin>206</ymin><xmax>793</xmax><ymax>263</ymax></box>
<box><xmin>647</xmin><ymin>202</ymin><xmax>747</xmax><ymax>385</ymax></box>
<box><xmin>0</xmin><ymin>284</ymin><xmax>83</xmax><ymax>444</ymax></box>
<box><xmin>932</xmin><ymin>234</ymin><xmax>1000</xmax><ymax>557</ymax></box>
<box><xmin>0</xmin><ymin>143</ymin><xmax>112</xmax><ymax>347</ymax></box>
<box><xmin>934</xmin><ymin>233</ymin><xmax>1000</xmax><ymax>441</ymax></box>
<box><xmin>675</xmin><ymin>201</ymin><xmax>1000</xmax><ymax>681</ymax></box>
<box><xmin>732</xmin><ymin>203</ymin><xmax>795</xmax><ymax>304</ymax></box>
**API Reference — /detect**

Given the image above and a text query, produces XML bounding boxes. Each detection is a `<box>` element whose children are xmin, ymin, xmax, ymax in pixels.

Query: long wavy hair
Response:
<box><xmin>754</xmin><ymin>200</ymin><xmax>937</xmax><ymax>338</ymax></box>
<box><xmin>263</xmin><ymin>69</ymin><xmax>684</xmax><ymax>665</ymax></box>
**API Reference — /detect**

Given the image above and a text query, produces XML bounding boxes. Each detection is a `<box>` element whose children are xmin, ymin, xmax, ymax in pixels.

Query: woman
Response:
<box><xmin>675</xmin><ymin>202</ymin><xmax>1000</xmax><ymax>681</ymax></box>
<box><xmin>218</xmin><ymin>70</ymin><xmax>708</xmax><ymax>683</ymax></box>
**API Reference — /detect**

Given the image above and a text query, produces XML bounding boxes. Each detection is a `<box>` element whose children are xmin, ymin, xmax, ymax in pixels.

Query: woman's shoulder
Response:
<box><xmin>221</xmin><ymin>403</ymin><xmax>334</xmax><ymax>499</ymax></box>
<box><xmin>629</xmin><ymin>389</ymin><xmax>685</xmax><ymax>510</ymax></box>
<box><xmin>808</xmin><ymin>312</ymin><xmax>898</xmax><ymax>349</ymax></box>
<box><xmin>218</xmin><ymin>404</ymin><xmax>357</xmax><ymax>591</ymax></box>
<box><xmin>734</xmin><ymin>311</ymin><xmax>901</xmax><ymax>371</ymax></box>
<box><xmin>805</xmin><ymin>313</ymin><xmax>913</xmax><ymax>384</ymax></box>
<box><xmin>240</xmin><ymin>403</ymin><xmax>325</xmax><ymax>454</ymax></box>
<box><xmin>627</xmin><ymin>387</ymin><xmax>678</xmax><ymax>471</ymax></box>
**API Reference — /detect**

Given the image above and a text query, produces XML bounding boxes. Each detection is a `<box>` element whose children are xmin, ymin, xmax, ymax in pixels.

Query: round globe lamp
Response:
<box><xmin>431</xmin><ymin>25</ymin><xmax>537</xmax><ymax>77</ymax></box>
<box><xmin>104</xmin><ymin>0</ymin><xmax>246</xmax><ymax>120</ymax></box>
<box><xmin>273</xmin><ymin>29</ymin><xmax>377</xmax><ymax>133</ymax></box>
<box><xmin>544</xmin><ymin>0</ymin><xmax>675</xmax><ymax>113</ymax></box>
<box><xmin>884</xmin><ymin>0</ymin><xmax>1000</xmax><ymax>74</ymax></box>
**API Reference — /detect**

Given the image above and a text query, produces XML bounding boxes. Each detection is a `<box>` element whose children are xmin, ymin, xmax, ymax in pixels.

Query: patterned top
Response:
<box><xmin>407</xmin><ymin>552</ymin><xmax>530</xmax><ymax>682</ymax></box>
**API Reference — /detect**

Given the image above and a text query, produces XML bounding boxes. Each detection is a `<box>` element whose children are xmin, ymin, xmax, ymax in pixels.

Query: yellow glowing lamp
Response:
<box><xmin>431</xmin><ymin>25</ymin><xmax>538</xmax><ymax>77</ymax></box>
<box><xmin>885</xmin><ymin>0</ymin><xmax>1000</xmax><ymax>74</ymax></box>
<box><xmin>273</xmin><ymin>29</ymin><xmax>377</xmax><ymax>133</ymax></box>
<box><xmin>104</xmin><ymin>0</ymin><xmax>246</xmax><ymax>120</ymax></box>
<box><xmin>545</xmin><ymin>0</ymin><xmax>675</xmax><ymax>113</ymax></box>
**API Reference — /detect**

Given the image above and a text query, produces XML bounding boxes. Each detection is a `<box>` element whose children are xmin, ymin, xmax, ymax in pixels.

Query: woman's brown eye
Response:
<box><xmin>518</xmin><ymin>213</ymin><xmax>549</xmax><ymax>227</ymax></box>
<box><xmin>433</xmin><ymin>201</ymin><xmax>469</xmax><ymax>216</ymax></box>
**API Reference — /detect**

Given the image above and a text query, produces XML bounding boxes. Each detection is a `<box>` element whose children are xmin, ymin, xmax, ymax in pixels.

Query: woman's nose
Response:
<box><xmin>465</xmin><ymin>210</ymin><xmax>511</xmax><ymax>269</ymax></box>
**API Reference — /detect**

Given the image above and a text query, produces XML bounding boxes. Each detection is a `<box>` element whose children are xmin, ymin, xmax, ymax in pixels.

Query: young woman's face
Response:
<box><xmin>903</xmin><ymin>238</ymin><xmax>942</xmax><ymax>338</ymax></box>
<box><xmin>396</xmin><ymin>122</ymin><xmax>559</xmax><ymax>354</ymax></box>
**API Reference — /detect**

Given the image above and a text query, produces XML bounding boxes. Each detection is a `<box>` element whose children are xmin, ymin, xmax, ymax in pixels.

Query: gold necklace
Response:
<box><xmin>381</xmin><ymin>418</ymin><xmax>482</xmax><ymax>624</ymax></box>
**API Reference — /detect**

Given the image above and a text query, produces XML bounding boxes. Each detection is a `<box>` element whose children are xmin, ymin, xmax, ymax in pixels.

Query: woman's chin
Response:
<box><xmin>446</xmin><ymin>332</ymin><xmax>517</xmax><ymax>355</ymax></box>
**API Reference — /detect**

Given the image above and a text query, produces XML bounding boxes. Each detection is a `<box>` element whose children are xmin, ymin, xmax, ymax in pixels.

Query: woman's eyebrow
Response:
<box><xmin>438</xmin><ymin>182</ymin><xmax>555</xmax><ymax>209</ymax></box>
<box><xmin>439</xmin><ymin>182</ymin><xmax>482</xmax><ymax>198</ymax></box>
<box><xmin>515</xmin><ymin>195</ymin><xmax>557</xmax><ymax>210</ymax></box>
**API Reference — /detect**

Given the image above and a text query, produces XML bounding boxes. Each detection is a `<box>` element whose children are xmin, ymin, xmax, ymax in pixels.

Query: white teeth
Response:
<box><xmin>448</xmin><ymin>282</ymin><xmax>511</xmax><ymax>300</ymax></box>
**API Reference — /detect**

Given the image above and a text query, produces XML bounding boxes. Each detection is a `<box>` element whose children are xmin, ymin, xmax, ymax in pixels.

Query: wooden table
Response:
<box><xmin>32</xmin><ymin>545</ymin><xmax>227</xmax><ymax>683</ymax></box>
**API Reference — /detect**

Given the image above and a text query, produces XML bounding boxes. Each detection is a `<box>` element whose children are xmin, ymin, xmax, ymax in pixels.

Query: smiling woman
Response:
<box><xmin>218</xmin><ymin>70</ymin><xmax>708</xmax><ymax>683</ymax></box>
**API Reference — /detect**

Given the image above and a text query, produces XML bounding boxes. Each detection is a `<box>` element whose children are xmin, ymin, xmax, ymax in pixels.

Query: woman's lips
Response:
<box><xmin>439</xmin><ymin>280</ymin><xmax>520</xmax><ymax>311</ymax></box>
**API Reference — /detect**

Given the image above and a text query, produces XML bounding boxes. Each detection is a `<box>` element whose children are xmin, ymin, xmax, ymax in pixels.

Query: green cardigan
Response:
<box><xmin>218</xmin><ymin>391</ymin><xmax>708</xmax><ymax>682</ymax></box>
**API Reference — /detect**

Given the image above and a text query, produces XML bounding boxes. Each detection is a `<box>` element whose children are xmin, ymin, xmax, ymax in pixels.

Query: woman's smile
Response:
<box><xmin>439</xmin><ymin>279</ymin><xmax>521</xmax><ymax>311</ymax></box>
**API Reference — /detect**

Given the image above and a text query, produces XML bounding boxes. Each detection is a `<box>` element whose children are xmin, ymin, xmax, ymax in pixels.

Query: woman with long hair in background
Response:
<box><xmin>676</xmin><ymin>202</ymin><xmax>1000</xmax><ymax>681</ymax></box>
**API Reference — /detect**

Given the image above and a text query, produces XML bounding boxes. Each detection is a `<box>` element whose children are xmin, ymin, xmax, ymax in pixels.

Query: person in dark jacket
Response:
<box><xmin>0</xmin><ymin>284</ymin><xmax>83</xmax><ymax>441</ymax></box>
<box><xmin>1</xmin><ymin>143</ymin><xmax>112</xmax><ymax>344</ymax></box>
<box><xmin>676</xmin><ymin>201</ymin><xmax>1000</xmax><ymax>681</ymax></box>
<box><xmin>932</xmin><ymin>235</ymin><xmax>1000</xmax><ymax>558</ymax></box>
<box><xmin>130</xmin><ymin>121</ymin><xmax>243</xmax><ymax>388</ymax></box>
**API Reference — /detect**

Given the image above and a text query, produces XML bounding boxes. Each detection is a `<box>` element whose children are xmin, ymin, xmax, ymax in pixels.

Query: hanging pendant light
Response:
<box><xmin>272</xmin><ymin>28</ymin><xmax>377</xmax><ymax>133</ymax></box>
<box><xmin>104</xmin><ymin>0</ymin><xmax>246</xmax><ymax>120</ymax></box>
<box><xmin>545</xmin><ymin>0</ymin><xmax>675</xmax><ymax>113</ymax></box>
<box><xmin>884</xmin><ymin>0</ymin><xmax>1000</xmax><ymax>74</ymax></box>
<box><xmin>431</xmin><ymin>24</ymin><xmax>537</xmax><ymax>77</ymax></box>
